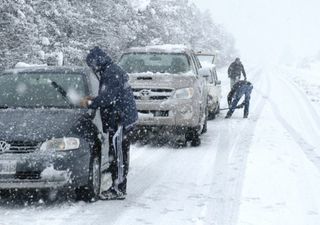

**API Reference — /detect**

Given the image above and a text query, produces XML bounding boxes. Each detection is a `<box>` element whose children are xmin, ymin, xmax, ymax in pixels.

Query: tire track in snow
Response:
<box><xmin>254</xmin><ymin>72</ymin><xmax>320</xmax><ymax>172</ymax></box>
<box><xmin>202</xmin><ymin>69</ymin><xmax>269</xmax><ymax>225</ymax></box>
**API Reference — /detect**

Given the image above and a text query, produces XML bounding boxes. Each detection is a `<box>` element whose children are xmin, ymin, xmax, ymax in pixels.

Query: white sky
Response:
<box><xmin>193</xmin><ymin>0</ymin><xmax>320</xmax><ymax>64</ymax></box>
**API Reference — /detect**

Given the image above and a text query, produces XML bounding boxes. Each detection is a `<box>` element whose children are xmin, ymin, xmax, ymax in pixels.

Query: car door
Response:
<box><xmin>205</xmin><ymin>67</ymin><xmax>216</xmax><ymax>110</ymax></box>
<box><xmin>88</xmin><ymin>72</ymin><xmax>110</xmax><ymax>172</ymax></box>
<box><xmin>211</xmin><ymin>67</ymin><xmax>221</xmax><ymax>104</ymax></box>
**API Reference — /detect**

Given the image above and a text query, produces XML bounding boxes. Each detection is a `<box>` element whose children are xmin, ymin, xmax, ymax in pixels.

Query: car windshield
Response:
<box><xmin>119</xmin><ymin>53</ymin><xmax>191</xmax><ymax>74</ymax></box>
<box><xmin>0</xmin><ymin>72</ymin><xmax>87</xmax><ymax>108</ymax></box>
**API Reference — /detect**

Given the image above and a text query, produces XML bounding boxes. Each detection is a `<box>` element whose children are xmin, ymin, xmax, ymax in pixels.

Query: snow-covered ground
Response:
<box><xmin>1</xmin><ymin>64</ymin><xmax>320</xmax><ymax>225</ymax></box>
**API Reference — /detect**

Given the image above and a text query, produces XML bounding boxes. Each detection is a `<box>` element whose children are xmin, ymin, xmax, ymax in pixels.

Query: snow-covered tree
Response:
<box><xmin>0</xmin><ymin>0</ymin><xmax>236</xmax><ymax>69</ymax></box>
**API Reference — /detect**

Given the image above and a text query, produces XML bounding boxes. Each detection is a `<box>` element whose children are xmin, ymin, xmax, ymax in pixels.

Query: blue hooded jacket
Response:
<box><xmin>86</xmin><ymin>47</ymin><xmax>138</xmax><ymax>132</ymax></box>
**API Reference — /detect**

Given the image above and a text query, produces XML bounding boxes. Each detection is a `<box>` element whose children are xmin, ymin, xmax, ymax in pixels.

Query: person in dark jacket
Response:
<box><xmin>228</xmin><ymin>58</ymin><xmax>247</xmax><ymax>89</ymax></box>
<box><xmin>81</xmin><ymin>47</ymin><xmax>138</xmax><ymax>200</ymax></box>
<box><xmin>225</xmin><ymin>80</ymin><xmax>253</xmax><ymax>119</ymax></box>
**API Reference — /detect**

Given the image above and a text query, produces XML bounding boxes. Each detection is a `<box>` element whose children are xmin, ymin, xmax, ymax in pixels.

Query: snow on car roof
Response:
<box><xmin>2</xmin><ymin>66</ymin><xmax>90</xmax><ymax>75</ymax></box>
<box><xmin>126</xmin><ymin>44</ymin><xmax>191</xmax><ymax>54</ymax></box>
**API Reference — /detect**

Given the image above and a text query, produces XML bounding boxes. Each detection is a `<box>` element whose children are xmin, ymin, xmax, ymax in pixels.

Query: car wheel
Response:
<box><xmin>208</xmin><ymin>111</ymin><xmax>215</xmax><ymax>120</ymax></box>
<box><xmin>215</xmin><ymin>103</ymin><xmax>220</xmax><ymax>115</ymax></box>
<box><xmin>75</xmin><ymin>154</ymin><xmax>101</xmax><ymax>202</ymax></box>
<box><xmin>201</xmin><ymin>112</ymin><xmax>208</xmax><ymax>134</ymax></box>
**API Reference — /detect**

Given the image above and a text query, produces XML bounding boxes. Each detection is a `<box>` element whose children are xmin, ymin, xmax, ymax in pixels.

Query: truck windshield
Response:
<box><xmin>0</xmin><ymin>73</ymin><xmax>87</xmax><ymax>108</ymax></box>
<box><xmin>119</xmin><ymin>53</ymin><xmax>191</xmax><ymax>74</ymax></box>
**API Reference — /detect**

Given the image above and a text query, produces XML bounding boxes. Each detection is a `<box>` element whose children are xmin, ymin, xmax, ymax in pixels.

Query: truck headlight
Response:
<box><xmin>173</xmin><ymin>88</ymin><xmax>194</xmax><ymax>99</ymax></box>
<box><xmin>40</xmin><ymin>138</ymin><xmax>80</xmax><ymax>151</ymax></box>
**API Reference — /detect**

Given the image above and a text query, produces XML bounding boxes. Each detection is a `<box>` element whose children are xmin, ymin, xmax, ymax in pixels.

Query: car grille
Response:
<box><xmin>133</xmin><ymin>88</ymin><xmax>174</xmax><ymax>101</ymax></box>
<box><xmin>138</xmin><ymin>110</ymin><xmax>170</xmax><ymax>117</ymax></box>
<box><xmin>15</xmin><ymin>171</ymin><xmax>41</xmax><ymax>180</ymax></box>
<box><xmin>6</xmin><ymin>141</ymin><xmax>39</xmax><ymax>154</ymax></box>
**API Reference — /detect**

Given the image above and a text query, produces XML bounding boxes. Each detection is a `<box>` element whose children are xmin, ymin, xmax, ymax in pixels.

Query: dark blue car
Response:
<box><xmin>0</xmin><ymin>66</ymin><xmax>107</xmax><ymax>201</ymax></box>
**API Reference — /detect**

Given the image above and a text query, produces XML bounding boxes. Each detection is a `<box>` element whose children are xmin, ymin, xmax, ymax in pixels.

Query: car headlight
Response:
<box><xmin>40</xmin><ymin>137</ymin><xmax>80</xmax><ymax>151</ymax></box>
<box><xmin>172</xmin><ymin>88</ymin><xmax>194</xmax><ymax>99</ymax></box>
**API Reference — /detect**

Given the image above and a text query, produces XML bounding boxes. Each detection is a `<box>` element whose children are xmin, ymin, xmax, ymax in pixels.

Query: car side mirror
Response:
<box><xmin>198</xmin><ymin>68</ymin><xmax>210</xmax><ymax>78</ymax></box>
<box><xmin>215</xmin><ymin>80</ymin><xmax>221</xmax><ymax>85</ymax></box>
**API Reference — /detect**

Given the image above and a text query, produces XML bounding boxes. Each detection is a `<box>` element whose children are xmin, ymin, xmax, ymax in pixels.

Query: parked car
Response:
<box><xmin>118</xmin><ymin>45</ymin><xmax>208</xmax><ymax>146</ymax></box>
<box><xmin>0</xmin><ymin>66</ymin><xmax>108</xmax><ymax>201</ymax></box>
<box><xmin>196</xmin><ymin>53</ymin><xmax>221</xmax><ymax>119</ymax></box>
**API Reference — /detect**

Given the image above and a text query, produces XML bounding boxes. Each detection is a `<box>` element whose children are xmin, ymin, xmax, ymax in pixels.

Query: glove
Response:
<box><xmin>80</xmin><ymin>96</ymin><xmax>94</xmax><ymax>108</ymax></box>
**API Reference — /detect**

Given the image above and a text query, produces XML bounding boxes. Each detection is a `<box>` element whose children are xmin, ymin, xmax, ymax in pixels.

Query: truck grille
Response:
<box><xmin>6</xmin><ymin>141</ymin><xmax>39</xmax><ymax>154</ymax></box>
<box><xmin>133</xmin><ymin>88</ymin><xmax>173</xmax><ymax>101</ymax></box>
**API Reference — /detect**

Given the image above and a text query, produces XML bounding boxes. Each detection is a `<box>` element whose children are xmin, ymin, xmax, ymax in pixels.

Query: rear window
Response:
<box><xmin>0</xmin><ymin>72</ymin><xmax>88</xmax><ymax>108</ymax></box>
<box><xmin>197</xmin><ymin>55</ymin><xmax>215</xmax><ymax>66</ymax></box>
<box><xmin>119</xmin><ymin>53</ymin><xmax>191</xmax><ymax>74</ymax></box>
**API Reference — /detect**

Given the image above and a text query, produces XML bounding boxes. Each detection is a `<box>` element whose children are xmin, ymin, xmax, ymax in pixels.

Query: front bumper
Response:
<box><xmin>0</xmin><ymin>145</ymin><xmax>91</xmax><ymax>190</ymax></box>
<box><xmin>136</xmin><ymin>99</ymin><xmax>201</xmax><ymax>127</ymax></box>
<box><xmin>0</xmin><ymin>177</ymin><xmax>68</xmax><ymax>189</ymax></box>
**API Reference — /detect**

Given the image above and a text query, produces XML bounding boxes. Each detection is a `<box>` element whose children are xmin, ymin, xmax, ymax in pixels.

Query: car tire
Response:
<box><xmin>208</xmin><ymin>103</ymin><xmax>220</xmax><ymax>120</ymax></box>
<box><xmin>202</xmin><ymin>112</ymin><xmax>208</xmax><ymax>134</ymax></box>
<box><xmin>75</xmin><ymin>154</ymin><xmax>101</xmax><ymax>202</ymax></box>
<box><xmin>215</xmin><ymin>103</ymin><xmax>220</xmax><ymax>115</ymax></box>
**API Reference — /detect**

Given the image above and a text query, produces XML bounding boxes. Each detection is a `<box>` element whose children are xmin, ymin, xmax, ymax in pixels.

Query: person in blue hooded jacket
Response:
<box><xmin>81</xmin><ymin>47</ymin><xmax>138</xmax><ymax>200</ymax></box>
<box><xmin>225</xmin><ymin>80</ymin><xmax>253</xmax><ymax>119</ymax></box>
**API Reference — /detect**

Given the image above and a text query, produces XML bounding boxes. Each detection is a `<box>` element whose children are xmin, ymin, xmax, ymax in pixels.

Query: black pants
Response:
<box><xmin>106</xmin><ymin>129</ymin><xmax>131</xmax><ymax>194</ymax></box>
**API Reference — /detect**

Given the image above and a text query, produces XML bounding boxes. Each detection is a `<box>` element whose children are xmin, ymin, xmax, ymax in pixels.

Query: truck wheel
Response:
<box><xmin>75</xmin><ymin>154</ymin><xmax>101</xmax><ymax>202</ymax></box>
<box><xmin>187</xmin><ymin>129</ymin><xmax>201</xmax><ymax>147</ymax></box>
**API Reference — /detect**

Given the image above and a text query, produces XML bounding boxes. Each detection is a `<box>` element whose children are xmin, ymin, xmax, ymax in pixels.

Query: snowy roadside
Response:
<box><xmin>237</xmin><ymin>65</ymin><xmax>320</xmax><ymax>225</ymax></box>
<box><xmin>280</xmin><ymin>62</ymin><xmax>320</xmax><ymax>113</ymax></box>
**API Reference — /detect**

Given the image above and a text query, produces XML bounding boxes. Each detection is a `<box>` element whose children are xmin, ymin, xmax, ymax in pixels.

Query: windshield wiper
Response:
<box><xmin>47</xmin><ymin>80</ymin><xmax>75</xmax><ymax>108</ymax></box>
<box><xmin>0</xmin><ymin>105</ymin><xmax>9</xmax><ymax>109</ymax></box>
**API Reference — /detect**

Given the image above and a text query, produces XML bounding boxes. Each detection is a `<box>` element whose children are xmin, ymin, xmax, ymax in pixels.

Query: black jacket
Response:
<box><xmin>228</xmin><ymin>61</ymin><xmax>246</xmax><ymax>79</ymax></box>
<box><xmin>86</xmin><ymin>47</ymin><xmax>138</xmax><ymax>132</ymax></box>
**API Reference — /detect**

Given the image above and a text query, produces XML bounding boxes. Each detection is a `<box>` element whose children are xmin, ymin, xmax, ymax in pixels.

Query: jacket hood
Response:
<box><xmin>86</xmin><ymin>47</ymin><xmax>113</xmax><ymax>73</ymax></box>
<box><xmin>0</xmin><ymin>109</ymin><xmax>88</xmax><ymax>142</ymax></box>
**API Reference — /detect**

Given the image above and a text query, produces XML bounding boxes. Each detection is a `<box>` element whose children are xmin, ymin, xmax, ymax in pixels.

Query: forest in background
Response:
<box><xmin>0</xmin><ymin>0</ymin><xmax>237</xmax><ymax>69</ymax></box>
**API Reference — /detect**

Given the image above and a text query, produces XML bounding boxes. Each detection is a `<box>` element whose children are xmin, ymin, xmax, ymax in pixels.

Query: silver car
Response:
<box><xmin>119</xmin><ymin>45</ymin><xmax>208</xmax><ymax>146</ymax></box>
<box><xmin>196</xmin><ymin>53</ymin><xmax>222</xmax><ymax>119</ymax></box>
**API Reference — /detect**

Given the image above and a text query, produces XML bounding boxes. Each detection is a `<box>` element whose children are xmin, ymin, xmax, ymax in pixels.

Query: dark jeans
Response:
<box><xmin>227</xmin><ymin>85</ymin><xmax>253</xmax><ymax>117</ymax></box>
<box><xmin>106</xmin><ymin>129</ymin><xmax>132</xmax><ymax>194</ymax></box>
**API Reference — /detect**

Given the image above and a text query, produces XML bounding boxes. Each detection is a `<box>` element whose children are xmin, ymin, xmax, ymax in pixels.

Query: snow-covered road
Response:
<box><xmin>1</xmin><ymin>66</ymin><xmax>320</xmax><ymax>225</ymax></box>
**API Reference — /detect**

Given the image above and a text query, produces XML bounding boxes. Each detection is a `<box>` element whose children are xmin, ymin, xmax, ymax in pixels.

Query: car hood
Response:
<box><xmin>128</xmin><ymin>72</ymin><xmax>196</xmax><ymax>89</ymax></box>
<box><xmin>0</xmin><ymin>108</ymin><xmax>89</xmax><ymax>142</ymax></box>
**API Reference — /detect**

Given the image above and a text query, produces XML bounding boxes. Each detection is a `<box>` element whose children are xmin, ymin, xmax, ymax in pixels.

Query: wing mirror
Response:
<box><xmin>198</xmin><ymin>68</ymin><xmax>210</xmax><ymax>78</ymax></box>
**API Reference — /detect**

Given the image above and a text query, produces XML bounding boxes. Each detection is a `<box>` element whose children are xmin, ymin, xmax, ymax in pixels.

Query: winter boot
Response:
<box><xmin>225</xmin><ymin>112</ymin><xmax>232</xmax><ymax>119</ymax></box>
<box><xmin>100</xmin><ymin>187</ymin><xmax>126</xmax><ymax>200</ymax></box>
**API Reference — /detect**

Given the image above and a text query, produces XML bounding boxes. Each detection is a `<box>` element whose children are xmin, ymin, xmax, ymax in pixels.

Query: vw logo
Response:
<box><xmin>0</xmin><ymin>141</ymin><xmax>10</xmax><ymax>153</ymax></box>
<box><xmin>139</xmin><ymin>89</ymin><xmax>151</xmax><ymax>100</ymax></box>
